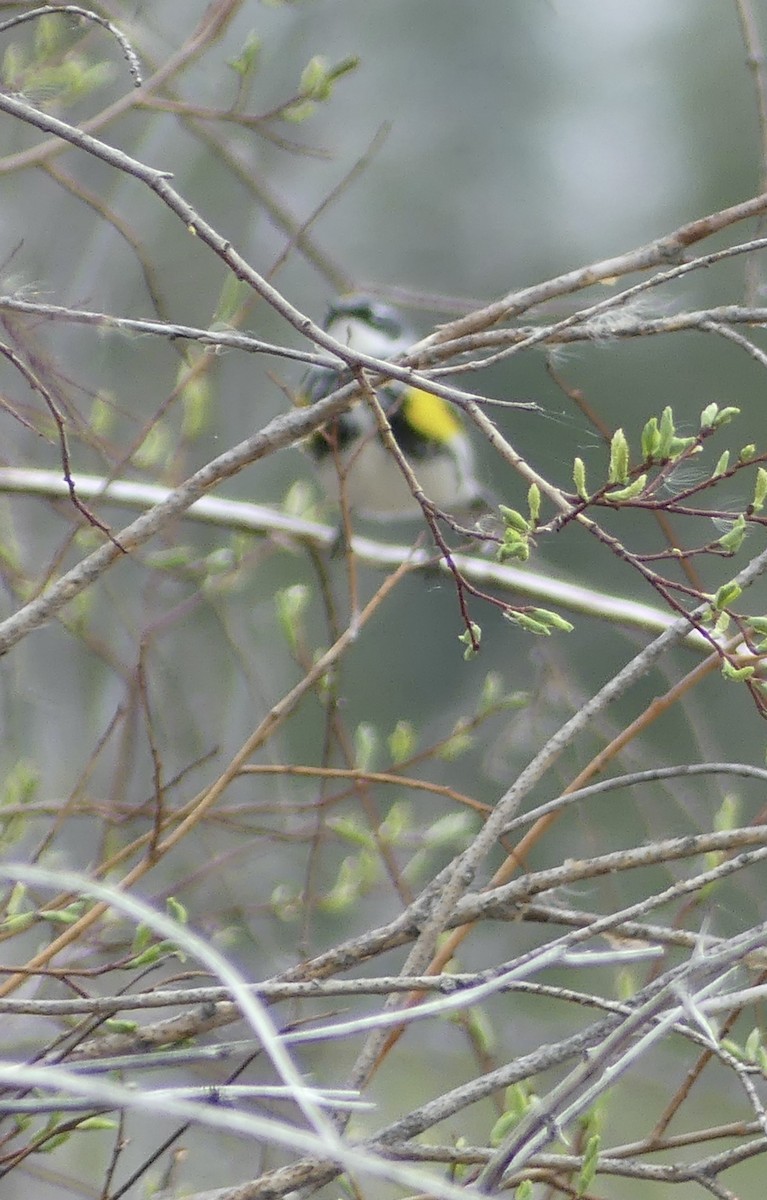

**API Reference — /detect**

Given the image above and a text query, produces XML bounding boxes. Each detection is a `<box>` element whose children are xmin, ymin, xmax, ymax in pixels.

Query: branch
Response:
<box><xmin>0</xmin><ymin>466</ymin><xmax>715</xmax><ymax>648</ymax></box>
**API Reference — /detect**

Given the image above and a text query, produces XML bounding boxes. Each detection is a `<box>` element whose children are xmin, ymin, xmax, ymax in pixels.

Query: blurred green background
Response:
<box><xmin>2</xmin><ymin>1</ymin><xmax>767</xmax><ymax>1196</ymax></box>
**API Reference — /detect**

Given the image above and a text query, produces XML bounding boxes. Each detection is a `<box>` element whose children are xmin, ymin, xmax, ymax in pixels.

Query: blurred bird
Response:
<box><xmin>298</xmin><ymin>295</ymin><xmax>490</xmax><ymax>520</ymax></box>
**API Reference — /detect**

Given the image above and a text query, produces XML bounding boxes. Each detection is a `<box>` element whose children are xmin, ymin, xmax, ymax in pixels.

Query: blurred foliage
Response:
<box><xmin>1</xmin><ymin>2</ymin><xmax>767</xmax><ymax>1199</ymax></box>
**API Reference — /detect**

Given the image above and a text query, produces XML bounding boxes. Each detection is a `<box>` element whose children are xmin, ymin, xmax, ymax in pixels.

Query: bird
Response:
<box><xmin>298</xmin><ymin>295</ymin><xmax>490</xmax><ymax>520</ymax></box>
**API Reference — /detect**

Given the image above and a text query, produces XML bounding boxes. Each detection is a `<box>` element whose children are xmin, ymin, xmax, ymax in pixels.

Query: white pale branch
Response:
<box><xmin>0</xmin><ymin>466</ymin><xmax>712</xmax><ymax>650</ymax></box>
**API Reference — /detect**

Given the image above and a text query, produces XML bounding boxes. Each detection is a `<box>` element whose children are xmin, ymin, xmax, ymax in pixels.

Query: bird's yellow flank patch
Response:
<box><xmin>402</xmin><ymin>388</ymin><xmax>462</xmax><ymax>443</ymax></box>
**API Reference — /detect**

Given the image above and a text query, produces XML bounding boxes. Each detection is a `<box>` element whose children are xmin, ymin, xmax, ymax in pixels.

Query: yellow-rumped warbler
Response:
<box><xmin>298</xmin><ymin>295</ymin><xmax>490</xmax><ymax>520</ymax></box>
